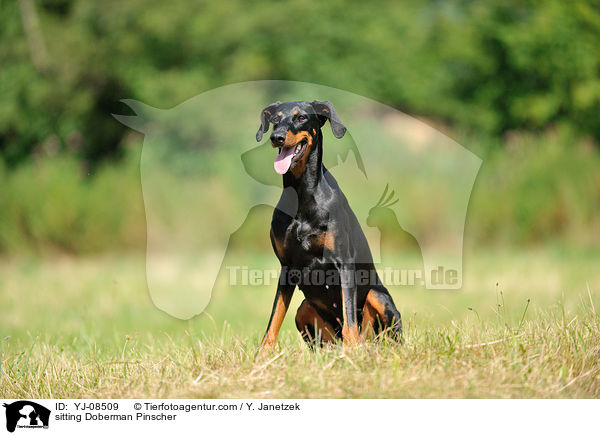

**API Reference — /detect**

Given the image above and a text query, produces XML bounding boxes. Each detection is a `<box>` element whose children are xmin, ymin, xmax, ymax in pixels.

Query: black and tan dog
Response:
<box><xmin>256</xmin><ymin>100</ymin><xmax>402</xmax><ymax>349</ymax></box>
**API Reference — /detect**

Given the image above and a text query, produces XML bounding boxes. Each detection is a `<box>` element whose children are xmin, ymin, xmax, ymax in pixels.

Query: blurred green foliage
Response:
<box><xmin>1</xmin><ymin>0</ymin><xmax>600</xmax><ymax>253</ymax></box>
<box><xmin>2</xmin><ymin>0</ymin><xmax>600</xmax><ymax>164</ymax></box>
<box><xmin>0</xmin><ymin>130</ymin><xmax>598</xmax><ymax>254</ymax></box>
<box><xmin>468</xmin><ymin>129</ymin><xmax>600</xmax><ymax>246</ymax></box>
<box><xmin>0</xmin><ymin>151</ymin><xmax>145</xmax><ymax>253</ymax></box>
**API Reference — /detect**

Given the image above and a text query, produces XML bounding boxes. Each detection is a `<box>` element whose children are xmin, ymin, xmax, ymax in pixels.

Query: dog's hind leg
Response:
<box><xmin>362</xmin><ymin>289</ymin><xmax>402</xmax><ymax>342</ymax></box>
<box><xmin>360</xmin><ymin>296</ymin><xmax>381</xmax><ymax>340</ymax></box>
<box><xmin>295</xmin><ymin>299</ymin><xmax>337</xmax><ymax>347</ymax></box>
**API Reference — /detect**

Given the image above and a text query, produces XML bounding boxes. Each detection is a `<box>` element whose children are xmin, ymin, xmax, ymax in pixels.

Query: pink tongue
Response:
<box><xmin>274</xmin><ymin>146</ymin><xmax>295</xmax><ymax>174</ymax></box>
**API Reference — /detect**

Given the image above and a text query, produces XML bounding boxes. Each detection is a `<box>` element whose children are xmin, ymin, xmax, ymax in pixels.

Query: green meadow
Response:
<box><xmin>1</xmin><ymin>247</ymin><xmax>599</xmax><ymax>398</ymax></box>
<box><xmin>2</xmin><ymin>0</ymin><xmax>600</xmax><ymax>399</ymax></box>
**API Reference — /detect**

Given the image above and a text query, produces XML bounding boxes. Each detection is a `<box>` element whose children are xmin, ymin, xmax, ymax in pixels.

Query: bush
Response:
<box><xmin>2</xmin><ymin>0</ymin><xmax>600</xmax><ymax>166</ymax></box>
<box><xmin>0</xmin><ymin>149</ymin><xmax>145</xmax><ymax>254</ymax></box>
<box><xmin>468</xmin><ymin>129</ymin><xmax>600</xmax><ymax>246</ymax></box>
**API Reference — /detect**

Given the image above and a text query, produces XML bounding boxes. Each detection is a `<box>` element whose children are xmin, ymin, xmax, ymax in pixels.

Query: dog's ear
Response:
<box><xmin>256</xmin><ymin>101</ymin><xmax>281</xmax><ymax>142</ymax></box>
<box><xmin>311</xmin><ymin>100</ymin><xmax>346</xmax><ymax>139</ymax></box>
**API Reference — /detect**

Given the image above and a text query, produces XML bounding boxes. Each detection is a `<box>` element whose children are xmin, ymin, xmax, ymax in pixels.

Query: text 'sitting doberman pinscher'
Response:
<box><xmin>256</xmin><ymin>100</ymin><xmax>402</xmax><ymax>349</ymax></box>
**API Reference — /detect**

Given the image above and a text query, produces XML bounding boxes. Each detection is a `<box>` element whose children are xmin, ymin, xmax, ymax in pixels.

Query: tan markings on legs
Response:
<box><xmin>295</xmin><ymin>300</ymin><xmax>336</xmax><ymax>343</ymax></box>
<box><xmin>365</xmin><ymin>290</ymin><xmax>388</xmax><ymax>329</ymax></box>
<box><xmin>342</xmin><ymin>323</ymin><xmax>360</xmax><ymax>345</ymax></box>
<box><xmin>361</xmin><ymin>289</ymin><xmax>391</xmax><ymax>340</ymax></box>
<box><xmin>341</xmin><ymin>289</ymin><xmax>360</xmax><ymax>345</ymax></box>
<box><xmin>260</xmin><ymin>290</ymin><xmax>293</xmax><ymax>351</ymax></box>
<box><xmin>360</xmin><ymin>291</ymin><xmax>380</xmax><ymax>340</ymax></box>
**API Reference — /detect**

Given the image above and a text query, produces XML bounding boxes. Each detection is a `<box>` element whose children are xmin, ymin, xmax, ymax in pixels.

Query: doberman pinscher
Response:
<box><xmin>255</xmin><ymin>100</ymin><xmax>402</xmax><ymax>349</ymax></box>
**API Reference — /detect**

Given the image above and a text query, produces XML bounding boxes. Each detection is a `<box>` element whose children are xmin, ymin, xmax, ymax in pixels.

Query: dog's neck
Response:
<box><xmin>282</xmin><ymin>129</ymin><xmax>324</xmax><ymax>203</ymax></box>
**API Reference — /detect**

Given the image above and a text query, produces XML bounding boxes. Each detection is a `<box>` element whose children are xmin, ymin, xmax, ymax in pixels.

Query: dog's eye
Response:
<box><xmin>297</xmin><ymin>115</ymin><xmax>307</xmax><ymax>122</ymax></box>
<box><xmin>271</xmin><ymin>116</ymin><xmax>281</xmax><ymax>124</ymax></box>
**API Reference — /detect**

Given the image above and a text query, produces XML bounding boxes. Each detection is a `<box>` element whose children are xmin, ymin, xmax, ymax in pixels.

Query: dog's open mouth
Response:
<box><xmin>274</xmin><ymin>138</ymin><xmax>308</xmax><ymax>174</ymax></box>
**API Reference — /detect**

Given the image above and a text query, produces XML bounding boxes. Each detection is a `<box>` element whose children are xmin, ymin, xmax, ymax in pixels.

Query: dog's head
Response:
<box><xmin>255</xmin><ymin>100</ymin><xmax>346</xmax><ymax>177</ymax></box>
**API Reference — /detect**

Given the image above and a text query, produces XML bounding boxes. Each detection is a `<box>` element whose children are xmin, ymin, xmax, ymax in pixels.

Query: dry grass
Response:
<box><xmin>1</xmin><ymin>250</ymin><xmax>599</xmax><ymax>398</ymax></box>
<box><xmin>2</xmin><ymin>312</ymin><xmax>600</xmax><ymax>398</ymax></box>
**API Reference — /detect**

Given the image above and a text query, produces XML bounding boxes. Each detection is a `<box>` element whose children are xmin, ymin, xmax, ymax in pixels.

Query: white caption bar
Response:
<box><xmin>0</xmin><ymin>399</ymin><xmax>595</xmax><ymax>435</ymax></box>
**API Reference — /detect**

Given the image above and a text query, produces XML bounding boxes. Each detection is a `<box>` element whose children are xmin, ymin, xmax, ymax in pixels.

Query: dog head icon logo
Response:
<box><xmin>3</xmin><ymin>401</ymin><xmax>50</xmax><ymax>432</ymax></box>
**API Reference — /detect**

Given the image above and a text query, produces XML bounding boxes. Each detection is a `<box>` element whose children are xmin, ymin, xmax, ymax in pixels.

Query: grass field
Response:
<box><xmin>1</xmin><ymin>248</ymin><xmax>599</xmax><ymax>398</ymax></box>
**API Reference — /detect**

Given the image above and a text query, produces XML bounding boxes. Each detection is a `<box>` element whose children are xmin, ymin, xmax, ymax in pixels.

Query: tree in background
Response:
<box><xmin>2</xmin><ymin>0</ymin><xmax>600</xmax><ymax>167</ymax></box>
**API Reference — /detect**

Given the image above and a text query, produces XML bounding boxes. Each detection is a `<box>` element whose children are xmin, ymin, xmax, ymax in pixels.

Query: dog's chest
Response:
<box><xmin>276</xmin><ymin>218</ymin><xmax>330</xmax><ymax>264</ymax></box>
<box><xmin>289</xmin><ymin>219</ymin><xmax>322</xmax><ymax>249</ymax></box>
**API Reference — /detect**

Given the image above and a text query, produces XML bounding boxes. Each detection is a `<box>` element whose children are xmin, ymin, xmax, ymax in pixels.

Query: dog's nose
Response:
<box><xmin>270</xmin><ymin>132</ymin><xmax>286</xmax><ymax>146</ymax></box>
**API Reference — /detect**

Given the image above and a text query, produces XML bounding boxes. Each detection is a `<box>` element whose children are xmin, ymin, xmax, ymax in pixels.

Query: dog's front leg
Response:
<box><xmin>260</xmin><ymin>269</ymin><xmax>295</xmax><ymax>351</ymax></box>
<box><xmin>339</xmin><ymin>264</ymin><xmax>360</xmax><ymax>345</ymax></box>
